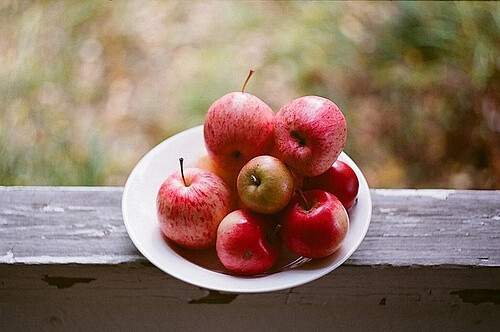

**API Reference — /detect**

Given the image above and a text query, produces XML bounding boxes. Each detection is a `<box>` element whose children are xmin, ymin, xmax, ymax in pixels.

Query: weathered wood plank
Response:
<box><xmin>0</xmin><ymin>187</ymin><xmax>499</xmax><ymax>331</ymax></box>
<box><xmin>0</xmin><ymin>187</ymin><xmax>498</xmax><ymax>267</ymax></box>
<box><xmin>1</xmin><ymin>264</ymin><xmax>499</xmax><ymax>331</ymax></box>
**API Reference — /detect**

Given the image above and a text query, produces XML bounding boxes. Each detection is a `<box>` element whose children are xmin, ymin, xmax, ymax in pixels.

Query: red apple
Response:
<box><xmin>274</xmin><ymin>96</ymin><xmax>347</xmax><ymax>177</ymax></box>
<box><xmin>237</xmin><ymin>155</ymin><xmax>295</xmax><ymax>215</ymax></box>
<box><xmin>304</xmin><ymin>160</ymin><xmax>359</xmax><ymax>210</ymax></box>
<box><xmin>216</xmin><ymin>209</ymin><xmax>281</xmax><ymax>275</ymax></box>
<box><xmin>204</xmin><ymin>70</ymin><xmax>275</xmax><ymax>172</ymax></box>
<box><xmin>157</xmin><ymin>158</ymin><xmax>232</xmax><ymax>249</ymax></box>
<box><xmin>269</xmin><ymin>145</ymin><xmax>304</xmax><ymax>191</ymax></box>
<box><xmin>281</xmin><ymin>190</ymin><xmax>349</xmax><ymax>258</ymax></box>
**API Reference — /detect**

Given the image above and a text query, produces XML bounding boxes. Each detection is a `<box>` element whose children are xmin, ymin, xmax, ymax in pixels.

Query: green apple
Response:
<box><xmin>237</xmin><ymin>155</ymin><xmax>294</xmax><ymax>214</ymax></box>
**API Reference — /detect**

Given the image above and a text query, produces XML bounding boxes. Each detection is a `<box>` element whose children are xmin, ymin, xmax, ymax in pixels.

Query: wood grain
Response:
<box><xmin>0</xmin><ymin>187</ymin><xmax>498</xmax><ymax>267</ymax></box>
<box><xmin>0</xmin><ymin>187</ymin><xmax>499</xmax><ymax>331</ymax></box>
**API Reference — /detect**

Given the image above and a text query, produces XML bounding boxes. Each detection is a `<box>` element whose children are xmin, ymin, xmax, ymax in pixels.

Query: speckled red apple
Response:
<box><xmin>274</xmin><ymin>96</ymin><xmax>347</xmax><ymax>177</ymax></box>
<box><xmin>204</xmin><ymin>70</ymin><xmax>275</xmax><ymax>172</ymax></box>
<box><xmin>157</xmin><ymin>159</ymin><xmax>232</xmax><ymax>249</ymax></box>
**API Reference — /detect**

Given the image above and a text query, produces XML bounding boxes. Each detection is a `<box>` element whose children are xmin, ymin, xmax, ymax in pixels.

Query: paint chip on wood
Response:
<box><xmin>450</xmin><ymin>289</ymin><xmax>500</xmax><ymax>305</ymax></box>
<box><xmin>189</xmin><ymin>290</ymin><xmax>238</xmax><ymax>304</ymax></box>
<box><xmin>1</xmin><ymin>250</ymin><xmax>15</xmax><ymax>263</ymax></box>
<box><xmin>373</xmin><ymin>189</ymin><xmax>454</xmax><ymax>200</ymax></box>
<box><xmin>42</xmin><ymin>205</ymin><xmax>64</xmax><ymax>213</ymax></box>
<box><xmin>42</xmin><ymin>275</ymin><xmax>96</xmax><ymax>289</ymax></box>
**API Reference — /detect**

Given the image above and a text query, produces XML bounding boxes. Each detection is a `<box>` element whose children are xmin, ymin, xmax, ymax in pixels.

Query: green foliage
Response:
<box><xmin>0</xmin><ymin>1</ymin><xmax>498</xmax><ymax>188</ymax></box>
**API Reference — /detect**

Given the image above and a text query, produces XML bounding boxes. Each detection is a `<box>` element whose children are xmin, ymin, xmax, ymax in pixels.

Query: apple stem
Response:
<box><xmin>250</xmin><ymin>174</ymin><xmax>261</xmax><ymax>186</ymax></box>
<box><xmin>266</xmin><ymin>223</ymin><xmax>281</xmax><ymax>244</ymax></box>
<box><xmin>179</xmin><ymin>157</ymin><xmax>188</xmax><ymax>187</ymax></box>
<box><xmin>270</xmin><ymin>223</ymin><xmax>281</xmax><ymax>239</ymax></box>
<box><xmin>296</xmin><ymin>189</ymin><xmax>311</xmax><ymax>211</ymax></box>
<box><xmin>241</xmin><ymin>69</ymin><xmax>254</xmax><ymax>93</ymax></box>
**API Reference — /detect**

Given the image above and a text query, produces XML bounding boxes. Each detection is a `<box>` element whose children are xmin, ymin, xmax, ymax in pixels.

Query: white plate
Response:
<box><xmin>122</xmin><ymin>125</ymin><xmax>372</xmax><ymax>293</ymax></box>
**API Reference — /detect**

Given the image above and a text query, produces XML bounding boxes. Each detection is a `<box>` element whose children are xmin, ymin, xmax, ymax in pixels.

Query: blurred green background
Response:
<box><xmin>0</xmin><ymin>1</ymin><xmax>498</xmax><ymax>188</ymax></box>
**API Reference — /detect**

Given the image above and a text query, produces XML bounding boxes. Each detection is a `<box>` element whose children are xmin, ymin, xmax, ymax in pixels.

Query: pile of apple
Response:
<box><xmin>157</xmin><ymin>71</ymin><xmax>359</xmax><ymax>276</ymax></box>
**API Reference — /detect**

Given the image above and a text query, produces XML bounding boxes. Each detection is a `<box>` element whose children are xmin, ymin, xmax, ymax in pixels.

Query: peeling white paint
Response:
<box><xmin>103</xmin><ymin>223</ymin><xmax>122</xmax><ymax>233</ymax></box>
<box><xmin>67</xmin><ymin>229</ymin><xmax>106</xmax><ymax>238</ymax></box>
<box><xmin>492</xmin><ymin>216</ymin><xmax>500</xmax><ymax>221</ymax></box>
<box><xmin>374</xmin><ymin>189</ymin><xmax>455</xmax><ymax>200</ymax></box>
<box><xmin>1</xmin><ymin>250</ymin><xmax>15</xmax><ymax>263</ymax></box>
<box><xmin>379</xmin><ymin>208</ymin><xmax>397</xmax><ymax>213</ymax></box>
<box><xmin>0</xmin><ymin>254</ymin><xmax>143</xmax><ymax>264</ymax></box>
<box><xmin>98</xmin><ymin>215</ymin><xmax>123</xmax><ymax>221</ymax></box>
<box><xmin>67</xmin><ymin>206</ymin><xmax>96</xmax><ymax>211</ymax></box>
<box><xmin>0</xmin><ymin>186</ymin><xmax>123</xmax><ymax>192</ymax></box>
<box><xmin>42</xmin><ymin>205</ymin><xmax>64</xmax><ymax>212</ymax></box>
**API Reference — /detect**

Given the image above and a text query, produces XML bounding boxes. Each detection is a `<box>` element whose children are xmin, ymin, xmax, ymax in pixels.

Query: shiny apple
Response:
<box><xmin>281</xmin><ymin>190</ymin><xmax>349</xmax><ymax>258</ymax></box>
<box><xmin>216</xmin><ymin>209</ymin><xmax>281</xmax><ymax>275</ymax></box>
<box><xmin>204</xmin><ymin>70</ymin><xmax>275</xmax><ymax>172</ymax></box>
<box><xmin>304</xmin><ymin>160</ymin><xmax>359</xmax><ymax>210</ymax></box>
<box><xmin>157</xmin><ymin>158</ymin><xmax>232</xmax><ymax>249</ymax></box>
<box><xmin>274</xmin><ymin>96</ymin><xmax>347</xmax><ymax>177</ymax></box>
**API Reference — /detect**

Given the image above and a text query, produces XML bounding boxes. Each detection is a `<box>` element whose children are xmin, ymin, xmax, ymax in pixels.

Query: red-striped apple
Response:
<box><xmin>204</xmin><ymin>70</ymin><xmax>275</xmax><ymax>172</ymax></box>
<box><xmin>274</xmin><ymin>96</ymin><xmax>346</xmax><ymax>177</ymax></box>
<box><xmin>157</xmin><ymin>158</ymin><xmax>232</xmax><ymax>249</ymax></box>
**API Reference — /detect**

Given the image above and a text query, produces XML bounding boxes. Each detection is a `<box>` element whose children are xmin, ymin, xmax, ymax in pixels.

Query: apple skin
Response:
<box><xmin>216</xmin><ymin>209</ymin><xmax>281</xmax><ymax>275</ymax></box>
<box><xmin>269</xmin><ymin>145</ymin><xmax>304</xmax><ymax>190</ymax></box>
<box><xmin>157</xmin><ymin>167</ymin><xmax>232</xmax><ymax>249</ymax></box>
<box><xmin>274</xmin><ymin>96</ymin><xmax>347</xmax><ymax>177</ymax></box>
<box><xmin>196</xmin><ymin>153</ymin><xmax>241</xmax><ymax>211</ymax></box>
<box><xmin>304</xmin><ymin>160</ymin><xmax>359</xmax><ymax>210</ymax></box>
<box><xmin>196</xmin><ymin>153</ymin><xmax>239</xmax><ymax>190</ymax></box>
<box><xmin>204</xmin><ymin>92</ymin><xmax>275</xmax><ymax>171</ymax></box>
<box><xmin>237</xmin><ymin>155</ymin><xmax>295</xmax><ymax>215</ymax></box>
<box><xmin>281</xmin><ymin>190</ymin><xmax>349</xmax><ymax>258</ymax></box>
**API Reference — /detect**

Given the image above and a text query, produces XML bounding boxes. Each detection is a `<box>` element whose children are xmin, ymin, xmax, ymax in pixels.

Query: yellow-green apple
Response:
<box><xmin>274</xmin><ymin>96</ymin><xmax>347</xmax><ymax>177</ymax></box>
<box><xmin>157</xmin><ymin>158</ymin><xmax>232</xmax><ymax>249</ymax></box>
<box><xmin>237</xmin><ymin>155</ymin><xmax>295</xmax><ymax>215</ymax></box>
<box><xmin>304</xmin><ymin>160</ymin><xmax>359</xmax><ymax>210</ymax></box>
<box><xmin>216</xmin><ymin>209</ymin><xmax>281</xmax><ymax>275</ymax></box>
<box><xmin>204</xmin><ymin>70</ymin><xmax>275</xmax><ymax>172</ymax></box>
<box><xmin>281</xmin><ymin>190</ymin><xmax>349</xmax><ymax>258</ymax></box>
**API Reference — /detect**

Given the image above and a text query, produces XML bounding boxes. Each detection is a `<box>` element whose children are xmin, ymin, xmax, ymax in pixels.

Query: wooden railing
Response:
<box><xmin>1</xmin><ymin>187</ymin><xmax>499</xmax><ymax>330</ymax></box>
